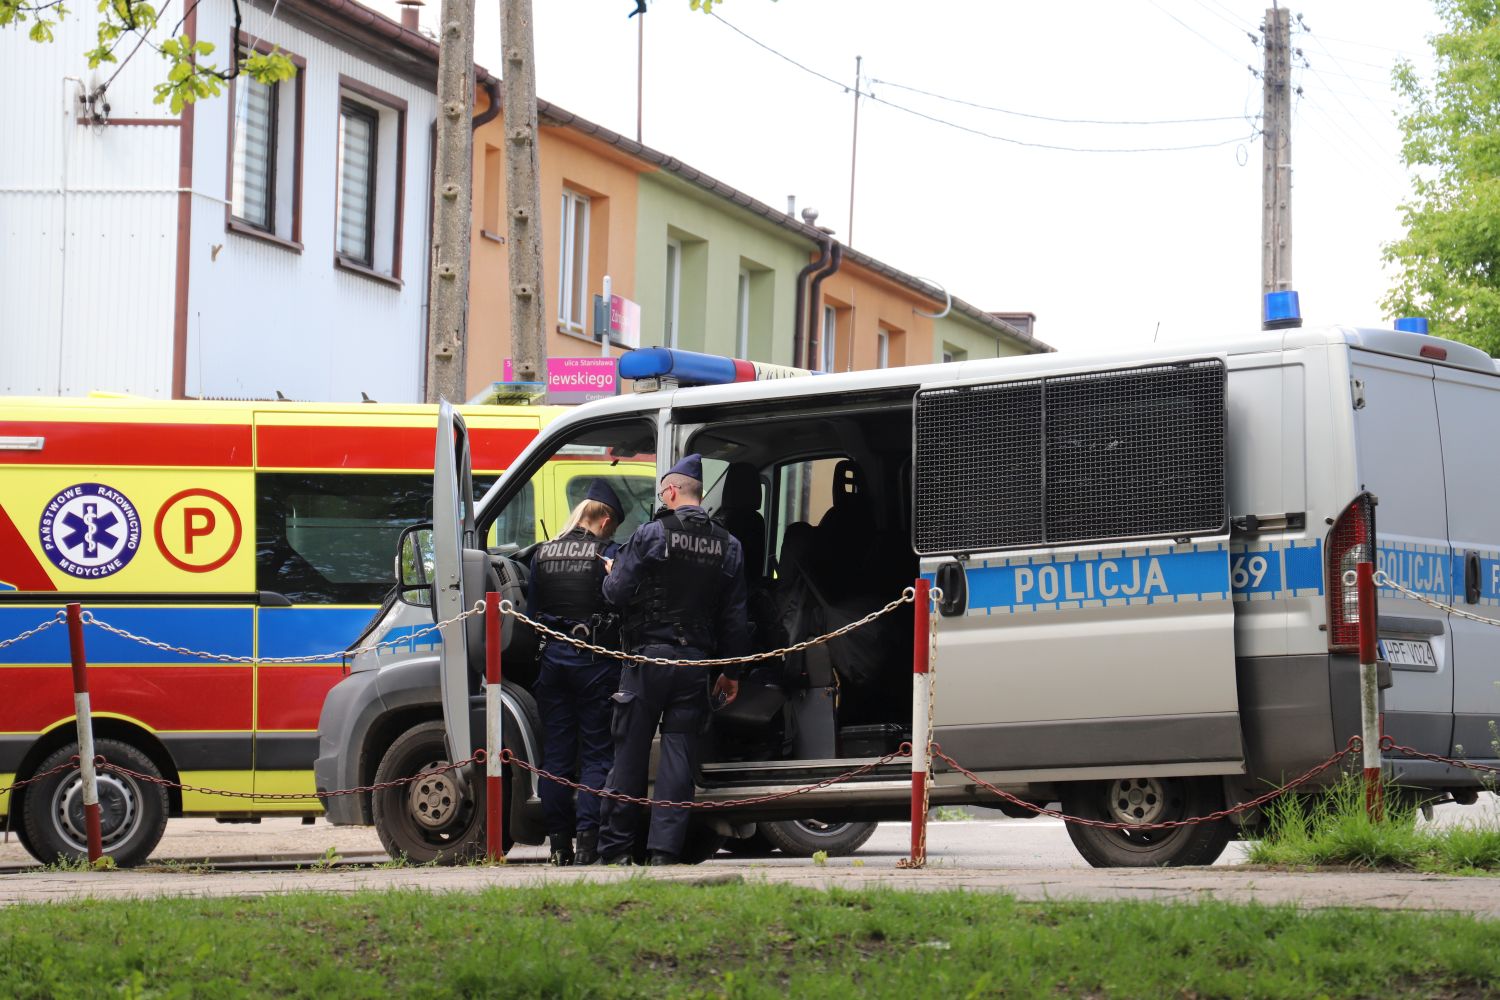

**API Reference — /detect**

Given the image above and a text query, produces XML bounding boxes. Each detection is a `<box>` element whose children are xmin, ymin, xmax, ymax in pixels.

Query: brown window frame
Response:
<box><xmin>223</xmin><ymin>34</ymin><xmax>306</xmax><ymax>254</ymax></box>
<box><xmin>334</xmin><ymin>75</ymin><xmax>407</xmax><ymax>289</ymax></box>
<box><xmin>337</xmin><ymin>98</ymin><xmax>380</xmax><ymax>267</ymax></box>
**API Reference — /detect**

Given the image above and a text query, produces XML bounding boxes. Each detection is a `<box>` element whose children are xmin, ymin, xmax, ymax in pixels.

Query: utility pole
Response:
<box><xmin>1261</xmin><ymin>6</ymin><xmax>1293</xmax><ymax>295</ymax></box>
<box><xmin>424</xmin><ymin>0</ymin><xmax>477</xmax><ymax>403</ymax></box>
<box><xmin>502</xmin><ymin>0</ymin><xmax>547</xmax><ymax>385</ymax></box>
<box><xmin>847</xmin><ymin>55</ymin><xmax>862</xmax><ymax>247</ymax></box>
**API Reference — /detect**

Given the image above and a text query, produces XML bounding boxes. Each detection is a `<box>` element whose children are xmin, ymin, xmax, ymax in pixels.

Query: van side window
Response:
<box><xmin>489</xmin><ymin>479</ymin><xmax>536</xmax><ymax>551</ymax></box>
<box><xmin>258</xmin><ymin>473</ymin><xmax>432</xmax><ymax>604</ymax></box>
<box><xmin>771</xmin><ymin>457</ymin><xmax>844</xmax><ymax>573</ymax></box>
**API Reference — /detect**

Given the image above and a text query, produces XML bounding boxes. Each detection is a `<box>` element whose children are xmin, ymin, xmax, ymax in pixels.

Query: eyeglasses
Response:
<box><xmin>657</xmin><ymin>483</ymin><xmax>677</xmax><ymax>503</ymax></box>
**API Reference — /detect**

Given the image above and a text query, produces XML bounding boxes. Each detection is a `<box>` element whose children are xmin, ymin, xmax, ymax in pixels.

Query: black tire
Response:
<box><xmin>1061</xmin><ymin>777</ymin><xmax>1233</xmax><ymax>868</ymax></box>
<box><xmin>22</xmin><ymin>739</ymin><xmax>169</xmax><ymax>868</ymax></box>
<box><xmin>759</xmin><ymin>819</ymin><xmax>878</xmax><ymax>857</ymax></box>
<box><xmin>372</xmin><ymin>720</ymin><xmax>498</xmax><ymax>865</ymax></box>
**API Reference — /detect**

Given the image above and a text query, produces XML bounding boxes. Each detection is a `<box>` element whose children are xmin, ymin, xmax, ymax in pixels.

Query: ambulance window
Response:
<box><xmin>258</xmin><ymin>473</ymin><xmax>432</xmax><ymax>604</ymax></box>
<box><xmin>564</xmin><ymin>473</ymin><xmax>655</xmax><ymax>541</ymax></box>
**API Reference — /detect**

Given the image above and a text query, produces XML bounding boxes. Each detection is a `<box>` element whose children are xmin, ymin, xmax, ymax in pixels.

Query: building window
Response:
<box><xmin>558</xmin><ymin>188</ymin><xmax>591</xmax><ymax>335</ymax></box>
<box><xmin>226</xmin><ymin>40</ymin><xmax>304</xmax><ymax>249</ymax></box>
<box><xmin>337</xmin><ymin>100</ymin><xmax>378</xmax><ymax>266</ymax></box>
<box><xmin>735</xmin><ymin>269</ymin><xmax>750</xmax><ymax>358</ymax></box>
<box><xmin>481</xmin><ymin>144</ymin><xmax>502</xmax><ymax>238</ymax></box>
<box><xmin>334</xmin><ymin>77</ymin><xmax>407</xmax><ymax>285</ymax></box>
<box><xmin>876</xmin><ymin>328</ymin><xmax>889</xmax><ymax>369</ymax></box>
<box><xmin>942</xmin><ymin>343</ymin><xmax>968</xmax><ymax>365</ymax></box>
<box><xmin>664</xmin><ymin>238</ymin><xmax>682</xmax><ymax>348</ymax></box>
<box><xmin>821</xmin><ymin>304</ymin><xmax>837</xmax><ymax>372</ymax></box>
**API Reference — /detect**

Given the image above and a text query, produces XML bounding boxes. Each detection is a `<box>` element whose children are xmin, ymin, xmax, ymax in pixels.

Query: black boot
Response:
<box><xmin>646</xmin><ymin>850</ymin><xmax>680</xmax><ymax>866</ymax></box>
<box><xmin>574</xmin><ymin>830</ymin><xmax>599</xmax><ymax>866</ymax></box>
<box><xmin>548</xmin><ymin>835</ymin><xmax>575</xmax><ymax>867</ymax></box>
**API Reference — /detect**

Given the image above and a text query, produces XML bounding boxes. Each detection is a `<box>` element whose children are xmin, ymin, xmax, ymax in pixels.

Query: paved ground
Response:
<box><xmin>2</xmin><ymin>801</ymin><xmax>1496</xmax><ymax>914</ymax></box>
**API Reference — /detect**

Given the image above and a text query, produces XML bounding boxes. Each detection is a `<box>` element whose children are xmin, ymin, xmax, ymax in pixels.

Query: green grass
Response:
<box><xmin>0</xmin><ymin>882</ymin><xmax>1498</xmax><ymax>998</ymax></box>
<box><xmin>1248</xmin><ymin>776</ymin><xmax>1500</xmax><ymax>873</ymax></box>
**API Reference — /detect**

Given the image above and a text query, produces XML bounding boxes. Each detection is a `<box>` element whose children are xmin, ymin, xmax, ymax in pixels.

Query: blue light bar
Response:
<box><xmin>1263</xmin><ymin>290</ymin><xmax>1302</xmax><ymax>331</ymax></box>
<box><xmin>1395</xmin><ymin>316</ymin><xmax>1430</xmax><ymax>335</ymax></box>
<box><xmin>619</xmin><ymin>348</ymin><xmax>813</xmax><ymax>387</ymax></box>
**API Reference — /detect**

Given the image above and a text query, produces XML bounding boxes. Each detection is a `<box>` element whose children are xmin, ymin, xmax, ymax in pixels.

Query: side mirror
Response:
<box><xmin>396</xmin><ymin>524</ymin><xmax>436</xmax><ymax>608</ymax></box>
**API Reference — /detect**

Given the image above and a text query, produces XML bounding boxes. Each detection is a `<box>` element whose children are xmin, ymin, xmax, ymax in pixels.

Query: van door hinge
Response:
<box><xmin>1350</xmin><ymin>378</ymin><xmax>1366</xmax><ymax>410</ymax></box>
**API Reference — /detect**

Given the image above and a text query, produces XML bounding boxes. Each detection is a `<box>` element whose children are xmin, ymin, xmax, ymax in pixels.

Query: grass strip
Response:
<box><xmin>0</xmin><ymin>881</ymin><xmax>1497</xmax><ymax>998</ymax></box>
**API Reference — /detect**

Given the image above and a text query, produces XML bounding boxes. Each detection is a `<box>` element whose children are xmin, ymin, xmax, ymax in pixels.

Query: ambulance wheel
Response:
<box><xmin>372</xmin><ymin>720</ymin><xmax>503</xmax><ymax>865</ymax></box>
<box><xmin>760</xmin><ymin>819</ymin><xmax>878</xmax><ymax>857</ymax></box>
<box><xmin>23</xmin><ymin>739</ymin><xmax>169</xmax><ymax>868</ymax></box>
<box><xmin>1061</xmin><ymin>777</ymin><xmax>1232</xmax><ymax>868</ymax></box>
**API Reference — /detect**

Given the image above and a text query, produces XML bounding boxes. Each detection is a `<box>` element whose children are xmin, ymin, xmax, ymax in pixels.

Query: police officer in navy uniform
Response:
<box><xmin>595</xmin><ymin>454</ymin><xmax>749</xmax><ymax>865</ymax></box>
<box><xmin>529</xmin><ymin>479</ymin><xmax>626</xmax><ymax>866</ymax></box>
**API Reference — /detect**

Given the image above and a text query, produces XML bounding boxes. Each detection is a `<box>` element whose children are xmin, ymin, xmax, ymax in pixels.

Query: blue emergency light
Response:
<box><xmin>1262</xmin><ymin>290</ymin><xmax>1302</xmax><ymax>331</ymax></box>
<box><xmin>619</xmin><ymin>348</ymin><xmax>813</xmax><ymax>388</ymax></box>
<box><xmin>1395</xmin><ymin>317</ymin><xmax>1430</xmax><ymax>335</ymax></box>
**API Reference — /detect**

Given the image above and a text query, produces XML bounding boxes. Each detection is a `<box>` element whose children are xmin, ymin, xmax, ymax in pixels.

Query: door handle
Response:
<box><xmin>935</xmin><ymin>560</ymin><xmax>967</xmax><ymax>616</ymax></box>
<box><xmin>1465</xmin><ymin>552</ymin><xmax>1481</xmax><ymax>605</ymax></box>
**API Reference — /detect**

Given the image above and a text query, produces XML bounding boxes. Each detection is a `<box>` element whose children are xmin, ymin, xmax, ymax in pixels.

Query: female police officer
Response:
<box><xmin>529</xmin><ymin>479</ymin><xmax>625</xmax><ymax>866</ymax></box>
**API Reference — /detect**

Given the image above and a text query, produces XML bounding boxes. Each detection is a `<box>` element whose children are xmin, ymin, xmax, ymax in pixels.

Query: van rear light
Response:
<box><xmin>1326</xmin><ymin>493</ymin><xmax>1377</xmax><ymax>652</ymax></box>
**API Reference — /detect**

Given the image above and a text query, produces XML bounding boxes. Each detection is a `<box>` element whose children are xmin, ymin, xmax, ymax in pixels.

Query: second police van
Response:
<box><xmin>316</xmin><ymin>297</ymin><xmax>1500</xmax><ymax>867</ymax></box>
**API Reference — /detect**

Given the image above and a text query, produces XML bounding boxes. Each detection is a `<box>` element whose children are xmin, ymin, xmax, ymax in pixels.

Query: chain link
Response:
<box><xmin>82</xmin><ymin>602</ymin><xmax>489</xmax><ymax>664</ymax></box>
<box><xmin>0</xmin><ymin>611</ymin><xmax>66</xmax><ymax>651</ymax></box>
<box><xmin>498</xmin><ymin>587</ymin><xmax>917</xmax><ymax>669</ymax></box>
<box><xmin>1372</xmin><ymin>570</ymin><xmax>1500</xmax><ymax>628</ymax></box>
<box><xmin>96</xmin><ymin>751</ymin><xmax>488</xmax><ymax>801</ymax></box>
<box><xmin>0</xmin><ymin>757</ymin><xmax>82</xmax><ymax>795</ymax></box>
<box><xmin>499</xmin><ymin>746</ymin><xmax>910</xmax><ymax>811</ymax></box>
<box><xmin>1380</xmin><ymin>737</ymin><xmax>1500</xmax><ymax>777</ymax></box>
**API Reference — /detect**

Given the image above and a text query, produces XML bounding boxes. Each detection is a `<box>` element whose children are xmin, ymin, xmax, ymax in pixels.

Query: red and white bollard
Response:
<box><xmin>65</xmin><ymin>603</ymin><xmax>104</xmax><ymax>863</ymax></box>
<box><xmin>1355</xmin><ymin>561</ymin><xmax>1384</xmax><ymax>821</ymax></box>
<box><xmin>908</xmin><ymin>578</ymin><xmax>931</xmax><ymax>867</ymax></box>
<box><xmin>485</xmin><ymin>591</ymin><xmax>505</xmax><ymax>861</ymax></box>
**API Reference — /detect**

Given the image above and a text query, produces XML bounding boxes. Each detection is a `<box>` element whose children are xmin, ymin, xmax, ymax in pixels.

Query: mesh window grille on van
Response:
<box><xmin>913</xmin><ymin>360</ymin><xmax>1227</xmax><ymax>555</ymax></box>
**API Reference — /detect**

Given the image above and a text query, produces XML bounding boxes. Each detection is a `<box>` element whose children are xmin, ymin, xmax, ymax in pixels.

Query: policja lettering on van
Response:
<box><xmin>1014</xmin><ymin>557</ymin><xmax>1169</xmax><ymax>603</ymax></box>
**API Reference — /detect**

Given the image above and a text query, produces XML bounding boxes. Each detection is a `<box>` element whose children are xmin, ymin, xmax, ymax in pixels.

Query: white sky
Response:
<box><xmin>377</xmin><ymin>0</ymin><xmax>1444</xmax><ymax>354</ymax></box>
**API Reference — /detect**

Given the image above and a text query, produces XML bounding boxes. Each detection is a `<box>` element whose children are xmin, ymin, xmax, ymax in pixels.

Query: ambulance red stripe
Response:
<box><xmin>257</xmin><ymin>425</ymin><xmax>537</xmax><ymax>471</ymax></box>
<box><xmin>2</xmin><ymin>666</ymin><xmax>253</xmax><ymax>731</ymax></box>
<box><xmin>0</xmin><ymin>421</ymin><xmax>252</xmax><ymax>467</ymax></box>
<box><xmin>256</xmin><ymin>665</ymin><xmax>347</xmax><ymax>731</ymax></box>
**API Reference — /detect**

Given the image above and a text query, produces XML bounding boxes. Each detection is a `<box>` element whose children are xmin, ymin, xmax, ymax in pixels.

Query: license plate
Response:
<box><xmin>1379</xmin><ymin>638</ymin><xmax>1436</xmax><ymax>668</ymax></box>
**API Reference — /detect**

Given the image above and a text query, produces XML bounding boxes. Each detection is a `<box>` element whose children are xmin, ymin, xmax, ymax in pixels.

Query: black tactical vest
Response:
<box><xmin>624</xmin><ymin>509</ymin><xmax>732</xmax><ymax>651</ymax></box>
<box><xmin>529</xmin><ymin>527</ymin><xmax>610</xmax><ymax>624</ymax></box>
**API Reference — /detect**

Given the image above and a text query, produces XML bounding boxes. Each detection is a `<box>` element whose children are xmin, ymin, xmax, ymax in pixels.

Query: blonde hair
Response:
<box><xmin>561</xmin><ymin>498</ymin><xmax>619</xmax><ymax>538</ymax></box>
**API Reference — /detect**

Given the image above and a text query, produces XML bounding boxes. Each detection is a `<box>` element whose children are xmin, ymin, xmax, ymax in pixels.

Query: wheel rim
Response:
<box><xmin>791</xmin><ymin>819</ymin><xmax>853</xmax><ymax>838</ymax></box>
<box><xmin>50</xmin><ymin>771</ymin><xmax>143</xmax><ymax>854</ymax></box>
<box><xmin>1102</xmin><ymin>778</ymin><xmax>1186</xmax><ymax>848</ymax></box>
<box><xmin>405</xmin><ymin>759</ymin><xmax>464</xmax><ymax>831</ymax></box>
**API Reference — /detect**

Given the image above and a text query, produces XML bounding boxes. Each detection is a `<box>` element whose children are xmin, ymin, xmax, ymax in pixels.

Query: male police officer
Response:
<box><xmin>529</xmin><ymin>479</ymin><xmax>625</xmax><ymax>866</ymax></box>
<box><xmin>595</xmin><ymin>454</ymin><xmax>749</xmax><ymax>865</ymax></box>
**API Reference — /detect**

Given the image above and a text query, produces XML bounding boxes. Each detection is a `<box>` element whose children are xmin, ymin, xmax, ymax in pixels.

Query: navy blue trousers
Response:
<box><xmin>533</xmin><ymin>649</ymin><xmax>621</xmax><ymax>838</ymax></box>
<box><xmin>597</xmin><ymin>648</ymin><xmax>711</xmax><ymax>858</ymax></box>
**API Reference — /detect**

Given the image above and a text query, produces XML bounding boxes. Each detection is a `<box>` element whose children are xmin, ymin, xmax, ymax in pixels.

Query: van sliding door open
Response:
<box><xmin>913</xmin><ymin>359</ymin><xmax>1244</xmax><ymax>777</ymax></box>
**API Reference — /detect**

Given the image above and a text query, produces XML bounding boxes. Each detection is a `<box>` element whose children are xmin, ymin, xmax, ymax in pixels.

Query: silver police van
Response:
<box><xmin>315</xmin><ymin>301</ymin><xmax>1500</xmax><ymax>867</ymax></box>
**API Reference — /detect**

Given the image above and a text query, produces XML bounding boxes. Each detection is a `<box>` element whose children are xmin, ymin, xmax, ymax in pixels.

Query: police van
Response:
<box><xmin>316</xmin><ymin>298</ymin><xmax>1500</xmax><ymax>867</ymax></box>
<box><xmin>0</xmin><ymin>394</ymin><xmax>656</xmax><ymax>865</ymax></box>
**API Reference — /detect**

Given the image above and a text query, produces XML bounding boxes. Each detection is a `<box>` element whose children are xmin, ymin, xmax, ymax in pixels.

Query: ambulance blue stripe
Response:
<box><xmin>0</xmin><ymin>607</ymin><xmax>253</xmax><ymax>664</ymax></box>
<box><xmin>258</xmin><ymin>608</ymin><xmax>380</xmax><ymax>661</ymax></box>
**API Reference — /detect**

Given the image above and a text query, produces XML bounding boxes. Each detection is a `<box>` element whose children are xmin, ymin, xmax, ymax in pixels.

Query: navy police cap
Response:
<box><xmin>585</xmin><ymin>478</ymin><xmax>624</xmax><ymax>518</ymax></box>
<box><xmin>663</xmin><ymin>453</ymin><xmax>703</xmax><ymax>482</ymax></box>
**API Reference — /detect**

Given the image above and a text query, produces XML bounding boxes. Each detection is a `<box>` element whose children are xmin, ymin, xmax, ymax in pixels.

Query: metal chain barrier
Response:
<box><xmin>0</xmin><ymin>610</ymin><xmax>65</xmax><ymax>651</ymax></box>
<box><xmin>1379</xmin><ymin>736</ymin><xmax>1500</xmax><ymax>777</ymax></box>
<box><xmin>1373</xmin><ymin>569</ymin><xmax>1500</xmax><ymax>628</ymax></box>
<box><xmin>497</xmin><ymin>587</ymin><xmax>918</xmax><ymax>670</ymax></box>
<box><xmin>0</xmin><ymin>757</ymin><xmax>83</xmax><ymax>796</ymax></box>
<box><xmin>931</xmin><ymin>737</ymin><xmax>1363</xmax><ymax>832</ymax></box>
<box><xmin>497</xmin><ymin>745</ymin><xmax>911</xmax><ymax>811</ymax></box>
<box><xmin>81</xmin><ymin>602</ymin><xmax>490</xmax><ymax>664</ymax></box>
<box><xmin>94</xmin><ymin>751</ymin><xmax>488</xmax><ymax>801</ymax></box>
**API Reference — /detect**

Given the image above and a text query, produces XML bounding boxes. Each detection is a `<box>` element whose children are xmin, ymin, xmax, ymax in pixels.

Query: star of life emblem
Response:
<box><xmin>38</xmin><ymin>482</ymin><xmax>142</xmax><ymax>579</ymax></box>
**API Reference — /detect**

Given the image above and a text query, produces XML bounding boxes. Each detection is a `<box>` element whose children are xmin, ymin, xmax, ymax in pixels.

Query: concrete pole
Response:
<box><xmin>1261</xmin><ymin>7</ymin><xmax>1293</xmax><ymax>297</ymax></box>
<box><xmin>424</xmin><ymin>0</ymin><xmax>477</xmax><ymax>403</ymax></box>
<box><xmin>502</xmin><ymin>0</ymin><xmax>547</xmax><ymax>385</ymax></box>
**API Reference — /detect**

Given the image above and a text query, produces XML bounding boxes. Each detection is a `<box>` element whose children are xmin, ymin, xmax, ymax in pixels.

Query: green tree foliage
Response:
<box><xmin>0</xmin><ymin>0</ymin><xmax>295</xmax><ymax>112</ymax></box>
<box><xmin>1384</xmin><ymin>0</ymin><xmax>1500</xmax><ymax>352</ymax></box>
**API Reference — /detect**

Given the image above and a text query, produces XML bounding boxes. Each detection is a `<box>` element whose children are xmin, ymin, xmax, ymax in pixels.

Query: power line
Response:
<box><xmin>1144</xmin><ymin>0</ymin><xmax>1256</xmax><ymax>68</ymax></box>
<box><xmin>866</xmin><ymin>76</ymin><xmax>1247</xmax><ymax>127</ymax></box>
<box><xmin>709</xmin><ymin>12</ymin><xmax>1255</xmax><ymax>154</ymax></box>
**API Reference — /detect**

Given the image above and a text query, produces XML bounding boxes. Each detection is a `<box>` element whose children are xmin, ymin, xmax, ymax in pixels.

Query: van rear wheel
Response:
<box><xmin>22</xmin><ymin>739</ymin><xmax>168</xmax><ymax>868</ymax></box>
<box><xmin>372</xmin><ymin>720</ymin><xmax>499</xmax><ymax>865</ymax></box>
<box><xmin>1061</xmin><ymin>776</ymin><xmax>1232</xmax><ymax>868</ymax></box>
<box><xmin>759</xmin><ymin>819</ymin><xmax>878</xmax><ymax>857</ymax></box>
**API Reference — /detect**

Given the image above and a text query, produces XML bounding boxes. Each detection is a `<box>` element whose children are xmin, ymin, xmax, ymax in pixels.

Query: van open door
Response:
<box><xmin>913</xmin><ymin>359</ymin><xmax>1245</xmax><ymax>779</ymax></box>
<box><xmin>433</xmin><ymin>401</ymin><xmax>479</xmax><ymax>762</ymax></box>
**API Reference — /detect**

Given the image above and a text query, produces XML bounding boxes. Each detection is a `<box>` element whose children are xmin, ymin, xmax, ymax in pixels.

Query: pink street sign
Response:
<box><xmin>503</xmin><ymin>357</ymin><xmax>617</xmax><ymax>405</ymax></box>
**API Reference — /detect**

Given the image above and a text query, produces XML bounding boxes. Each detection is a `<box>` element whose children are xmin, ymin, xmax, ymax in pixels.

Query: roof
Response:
<box><xmin>294</xmin><ymin>0</ymin><xmax>1051</xmax><ymax>355</ymax></box>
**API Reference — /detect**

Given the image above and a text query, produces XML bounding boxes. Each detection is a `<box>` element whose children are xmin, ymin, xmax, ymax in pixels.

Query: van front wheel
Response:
<box><xmin>371</xmin><ymin>720</ymin><xmax>498</xmax><ymax>865</ymax></box>
<box><xmin>1061</xmin><ymin>777</ymin><xmax>1232</xmax><ymax>868</ymax></box>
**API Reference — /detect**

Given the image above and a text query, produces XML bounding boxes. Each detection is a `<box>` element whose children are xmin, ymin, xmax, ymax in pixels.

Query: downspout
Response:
<box><xmin>805</xmin><ymin>239</ymin><xmax>841</xmax><ymax>370</ymax></box>
<box><xmin>792</xmin><ymin>236</ymin><xmax>830</xmax><ymax>369</ymax></box>
<box><xmin>421</xmin><ymin>77</ymin><xmax>500</xmax><ymax>399</ymax></box>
